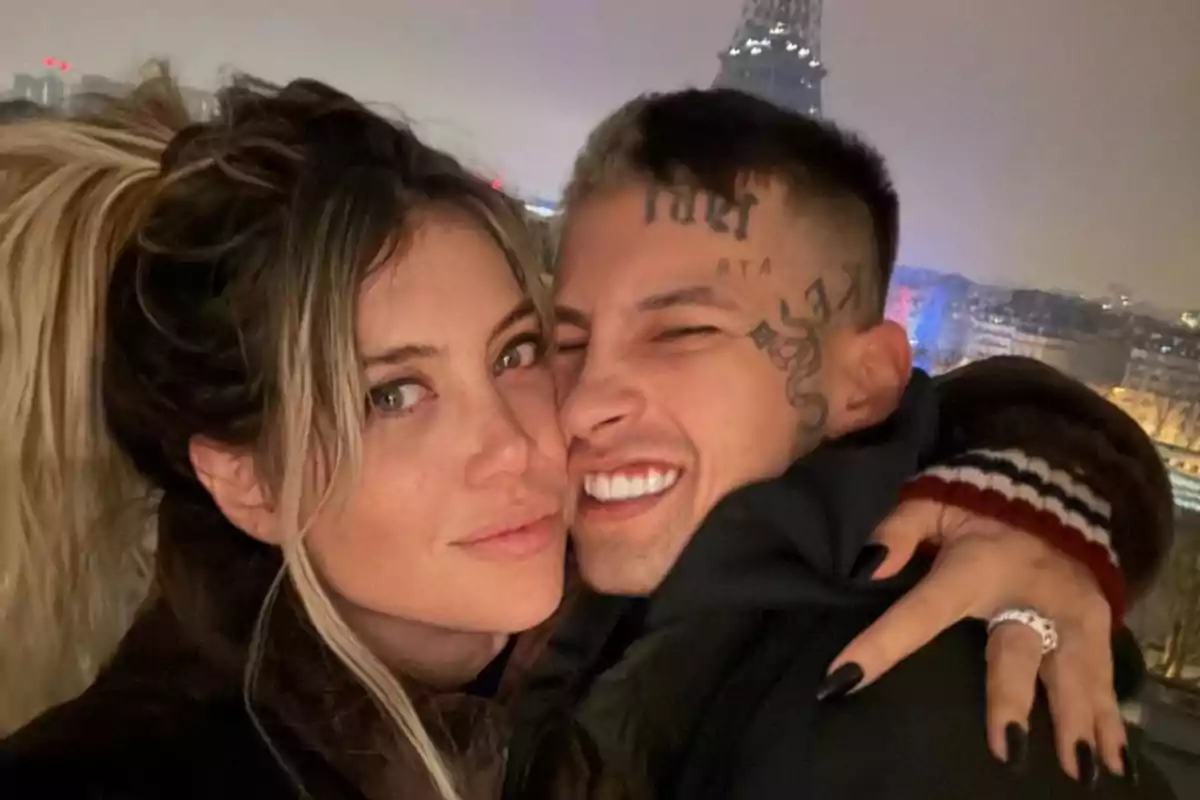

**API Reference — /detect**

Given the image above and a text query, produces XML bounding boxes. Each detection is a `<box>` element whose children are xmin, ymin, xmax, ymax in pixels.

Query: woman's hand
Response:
<box><xmin>826</xmin><ymin>498</ymin><xmax>1126</xmax><ymax>783</ymax></box>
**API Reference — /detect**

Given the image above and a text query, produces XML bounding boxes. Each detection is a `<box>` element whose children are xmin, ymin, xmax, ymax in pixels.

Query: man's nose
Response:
<box><xmin>559</xmin><ymin>359</ymin><xmax>646</xmax><ymax>443</ymax></box>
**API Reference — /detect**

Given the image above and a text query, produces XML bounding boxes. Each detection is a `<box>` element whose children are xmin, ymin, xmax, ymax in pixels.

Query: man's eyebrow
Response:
<box><xmin>553</xmin><ymin>304</ymin><xmax>592</xmax><ymax>332</ymax></box>
<box><xmin>635</xmin><ymin>285</ymin><xmax>742</xmax><ymax>313</ymax></box>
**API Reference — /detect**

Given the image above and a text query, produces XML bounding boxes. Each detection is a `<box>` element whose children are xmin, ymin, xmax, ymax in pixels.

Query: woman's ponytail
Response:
<box><xmin>0</xmin><ymin>70</ymin><xmax>189</xmax><ymax>731</ymax></box>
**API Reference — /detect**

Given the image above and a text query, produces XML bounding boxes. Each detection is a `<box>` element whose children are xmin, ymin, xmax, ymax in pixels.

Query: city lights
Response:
<box><xmin>714</xmin><ymin>0</ymin><xmax>826</xmax><ymax>116</ymax></box>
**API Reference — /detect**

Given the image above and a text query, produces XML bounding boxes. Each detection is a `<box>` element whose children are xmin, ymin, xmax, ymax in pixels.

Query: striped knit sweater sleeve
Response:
<box><xmin>901</xmin><ymin>448</ymin><xmax>1125</xmax><ymax>621</ymax></box>
<box><xmin>905</xmin><ymin>356</ymin><xmax>1176</xmax><ymax>624</ymax></box>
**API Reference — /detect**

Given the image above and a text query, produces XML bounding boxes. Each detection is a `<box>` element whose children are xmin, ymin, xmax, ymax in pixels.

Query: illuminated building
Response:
<box><xmin>958</xmin><ymin>288</ymin><xmax>1132</xmax><ymax>387</ymax></box>
<box><xmin>1116</xmin><ymin>323</ymin><xmax>1200</xmax><ymax>451</ymax></box>
<box><xmin>1108</xmin><ymin>386</ymin><xmax>1200</xmax><ymax>453</ymax></box>
<box><xmin>1125</xmin><ymin>348</ymin><xmax>1200</xmax><ymax>400</ymax></box>
<box><xmin>963</xmin><ymin>320</ymin><xmax>1128</xmax><ymax>389</ymax></box>
<box><xmin>885</xmin><ymin>267</ymin><xmax>974</xmax><ymax>372</ymax></box>
<box><xmin>967</xmin><ymin>319</ymin><xmax>1082</xmax><ymax>370</ymax></box>
<box><xmin>713</xmin><ymin>0</ymin><xmax>826</xmax><ymax>115</ymax></box>
<box><xmin>1123</xmin><ymin>319</ymin><xmax>1200</xmax><ymax>392</ymax></box>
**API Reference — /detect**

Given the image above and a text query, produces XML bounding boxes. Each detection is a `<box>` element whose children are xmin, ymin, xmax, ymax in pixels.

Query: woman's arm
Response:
<box><xmin>923</xmin><ymin>354</ymin><xmax>1173</xmax><ymax>602</ymax></box>
<box><xmin>807</xmin><ymin>622</ymin><xmax>1174</xmax><ymax>799</ymax></box>
<box><xmin>826</xmin><ymin>355</ymin><xmax>1175</xmax><ymax>779</ymax></box>
<box><xmin>673</xmin><ymin>615</ymin><xmax>1173</xmax><ymax>800</ymax></box>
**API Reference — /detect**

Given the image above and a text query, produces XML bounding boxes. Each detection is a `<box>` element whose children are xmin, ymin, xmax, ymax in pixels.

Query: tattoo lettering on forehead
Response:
<box><xmin>644</xmin><ymin>185</ymin><xmax>696</xmax><ymax>226</ymax></box>
<box><xmin>715</xmin><ymin>257</ymin><xmax>772</xmax><ymax>278</ymax></box>
<box><xmin>747</xmin><ymin>299</ymin><xmax>829</xmax><ymax>438</ymax></box>
<box><xmin>704</xmin><ymin>192</ymin><xmax>758</xmax><ymax>240</ymax></box>
<box><xmin>644</xmin><ymin>185</ymin><xmax>759</xmax><ymax>241</ymax></box>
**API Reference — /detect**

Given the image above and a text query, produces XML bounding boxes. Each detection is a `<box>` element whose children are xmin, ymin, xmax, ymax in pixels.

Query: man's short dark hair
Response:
<box><xmin>563</xmin><ymin>88</ymin><xmax>898</xmax><ymax>319</ymax></box>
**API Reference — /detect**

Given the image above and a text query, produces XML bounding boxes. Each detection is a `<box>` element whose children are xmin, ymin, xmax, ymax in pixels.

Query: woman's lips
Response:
<box><xmin>455</xmin><ymin>513</ymin><xmax>561</xmax><ymax>559</ymax></box>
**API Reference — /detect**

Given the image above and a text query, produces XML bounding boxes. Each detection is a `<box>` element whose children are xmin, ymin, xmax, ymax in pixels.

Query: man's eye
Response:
<box><xmin>554</xmin><ymin>339</ymin><xmax>589</xmax><ymax>355</ymax></box>
<box><xmin>494</xmin><ymin>333</ymin><xmax>547</xmax><ymax>375</ymax></box>
<box><xmin>367</xmin><ymin>381</ymin><xmax>428</xmax><ymax>416</ymax></box>
<box><xmin>655</xmin><ymin>326</ymin><xmax>721</xmax><ymax>342</ymax></box>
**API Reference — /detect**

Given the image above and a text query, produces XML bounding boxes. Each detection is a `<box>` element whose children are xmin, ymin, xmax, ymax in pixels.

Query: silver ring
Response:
<box><xmin>987</xmin><ymin>607</ymin><xmax>1059</xmax><ymax>655</ymax></box>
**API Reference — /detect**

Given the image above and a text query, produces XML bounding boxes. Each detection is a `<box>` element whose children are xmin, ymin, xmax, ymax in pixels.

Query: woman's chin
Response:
<box><xmin>475</xmin><ymin>569</ymin><xmax>567</xmax><ymax>635</ymax></box>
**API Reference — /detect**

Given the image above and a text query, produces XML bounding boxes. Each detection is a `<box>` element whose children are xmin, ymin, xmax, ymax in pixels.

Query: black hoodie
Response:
<box><xmin>505</xmin><ymin>373</ymin><xmax>1173</xmax><ymax>800</ymax></box>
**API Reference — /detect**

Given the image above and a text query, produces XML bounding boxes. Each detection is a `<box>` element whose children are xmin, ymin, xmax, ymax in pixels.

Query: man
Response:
<box><xmin>503</xmin><ymin>89</ymin><xmax>1174</xmax><ymax>798</ymax></box>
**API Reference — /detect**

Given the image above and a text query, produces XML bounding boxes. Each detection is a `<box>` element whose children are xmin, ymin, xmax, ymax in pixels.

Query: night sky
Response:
<box><xmin>4</xmin><ymin>0</ymin><xmax>1197</xmax><ymax>307</ymax></box>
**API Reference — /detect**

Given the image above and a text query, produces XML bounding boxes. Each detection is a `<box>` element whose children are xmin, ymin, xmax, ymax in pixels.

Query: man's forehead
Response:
<box><xmin>563</xmin><ymin>180</ymin><xmax>792</xmax><ymax>245</ymax></box>
<box><xmin>555</xmin><ymin>231</ymin><xmax>754</xmax><ymax>309</ymax></box>
<box><xmin>555</xmin><ymin>181</ymin><xmax>809</xmax><ymax>310</ymax></box>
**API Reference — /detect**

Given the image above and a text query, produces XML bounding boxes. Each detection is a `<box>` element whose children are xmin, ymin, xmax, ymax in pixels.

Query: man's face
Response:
<box><xmin>554</xmin><ymin>180</ymin><xmax>870</xmax><ymax>595</ymax></box>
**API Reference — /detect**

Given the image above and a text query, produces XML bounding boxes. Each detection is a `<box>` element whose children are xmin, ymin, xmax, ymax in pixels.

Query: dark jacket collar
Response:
<box><xmin>504</xmin><ymin>374</ymin><xmax>940</xmax><ymax>797</ymax></box>
<box><xmin>646</xmin><ymin>371</ymin><xmax>938</xmax><ymax>627</ymax></box>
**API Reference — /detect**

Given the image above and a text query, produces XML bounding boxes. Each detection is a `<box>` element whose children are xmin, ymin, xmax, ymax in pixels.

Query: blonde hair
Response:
<box><xmin>2</xmin><ymin>69</ymin><xmax>548</xmax><ymax>800</ymax></box>
<box><xmin>0</xmin><ymin>76</ymin><xmax>183</xmax><ymax>732</ymax></box>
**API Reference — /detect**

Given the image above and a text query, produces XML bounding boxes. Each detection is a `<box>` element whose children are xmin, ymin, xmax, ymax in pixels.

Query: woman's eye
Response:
<box><xmin>655</xmin><ymin>325</ymin><xmax>721</xmax><ymax>342</ymax></box>
<box><xmin>494</xmin><ymin>334</ymin><xmax>546</xmax><ymax>375</ymax></box>
<box><xmin>367</xmin><ymin>381</ymin><xmax>428</xmax><ymax>416</ymax></box>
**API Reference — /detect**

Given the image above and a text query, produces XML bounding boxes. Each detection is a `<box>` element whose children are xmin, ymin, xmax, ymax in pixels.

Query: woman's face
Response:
<box><xmin>307</xmin><ymin>209</ymin><xmax>569</xmax><ymax>636</ymax></box>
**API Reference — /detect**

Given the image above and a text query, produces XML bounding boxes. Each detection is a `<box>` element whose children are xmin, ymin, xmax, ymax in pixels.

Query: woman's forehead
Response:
<box><xmin>357</xmin><ymin>216</ymin><xmax>527</xmax><ymax>350</ymax></box>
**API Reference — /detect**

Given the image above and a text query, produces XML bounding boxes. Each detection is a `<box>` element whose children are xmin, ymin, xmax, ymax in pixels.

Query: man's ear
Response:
<box><xmin>188</xmin><ymin>437</ymin><xmax>278</xmax><ymax>544</ymax></box>
<box><xmin>825</xmin><ymin>319</ymin><xmax>912</xmax><ymax>437</ymax></box>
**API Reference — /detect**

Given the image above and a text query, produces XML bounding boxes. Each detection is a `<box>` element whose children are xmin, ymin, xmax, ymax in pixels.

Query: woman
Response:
<box><xmin>0</xmin><ymin>71</ymin><xmax>1172</xmax><ymax>798</ymax></box>
<box><xmin>1</xmin><ymin>71</ymin><xmax>569</xmax><ymax>799</ymax></box>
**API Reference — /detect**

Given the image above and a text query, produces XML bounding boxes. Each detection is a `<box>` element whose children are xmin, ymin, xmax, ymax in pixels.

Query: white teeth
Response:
<box><xmin>583</xmin><ymin>468</ymin><xmax>679</xmax><ymax>502</ymax></box>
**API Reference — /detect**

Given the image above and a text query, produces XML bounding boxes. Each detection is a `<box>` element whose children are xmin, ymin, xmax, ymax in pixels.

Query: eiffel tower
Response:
<box><xmin>712</xmin><ymin>0</ymin><xmax>826</xmax><ymax>116</ymax></box>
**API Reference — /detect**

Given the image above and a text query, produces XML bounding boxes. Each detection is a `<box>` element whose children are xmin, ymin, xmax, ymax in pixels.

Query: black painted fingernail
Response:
<box><xmin>1121</xmin><ymin>746</ymin><xmax>1138</xmax><ymax>786</ymax></box>
<box><xmin>850</xmin><ymin>544</ymin><xmax>889</xmax><ymax>579</ymax></box>
<box><xmin>1075</xmin><ymin>741</ymin><xmax>1097</xmax><ymax>788</ymax></box>
<box><xmin>817</xmin><ymin>662</ymin><xmax>864</xmax><ymax>701</ymax></box>
<box><xmin>1004</xmin><ymin>723</ymin><xmax>1028</xmax><ymax>773</ymax></box>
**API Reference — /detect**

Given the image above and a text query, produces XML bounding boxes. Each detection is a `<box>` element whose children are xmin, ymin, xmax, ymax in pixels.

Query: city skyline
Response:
<box><xmin>6</xmin><ymin>61</ymin><xmax>1197</xmax><ymax>327</ymax></box>
<box><xmin>885</xmin><ymin>264</ymin><xmax>1200</xmax><ymax>514</ymax></box>
<box><xmin>1</xmin><ymin>0</ymin><xmax>1196</xmax><ymax>306</ymax></box>
<box><xmin>3</xmin><ymin>67</ymin><xmax>218</xmax><ymax>119</ymax></box>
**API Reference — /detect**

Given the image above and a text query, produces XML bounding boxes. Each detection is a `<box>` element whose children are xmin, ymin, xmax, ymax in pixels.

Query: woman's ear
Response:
<box><xmin>189</xmin><ymin>437</ymin><xmax>279</xmax><ymax>544</ymax></box>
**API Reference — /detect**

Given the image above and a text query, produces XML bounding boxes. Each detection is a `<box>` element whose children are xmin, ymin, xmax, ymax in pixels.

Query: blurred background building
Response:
<box><xmin>4</xmin><ymin>59</ymin><xmax>216</xmax><ymax>118</ymax></box>
<box><xmin>712</xmin><ymin>0</ymin><xmax>826</xmax><ymax>116</ymax></box>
